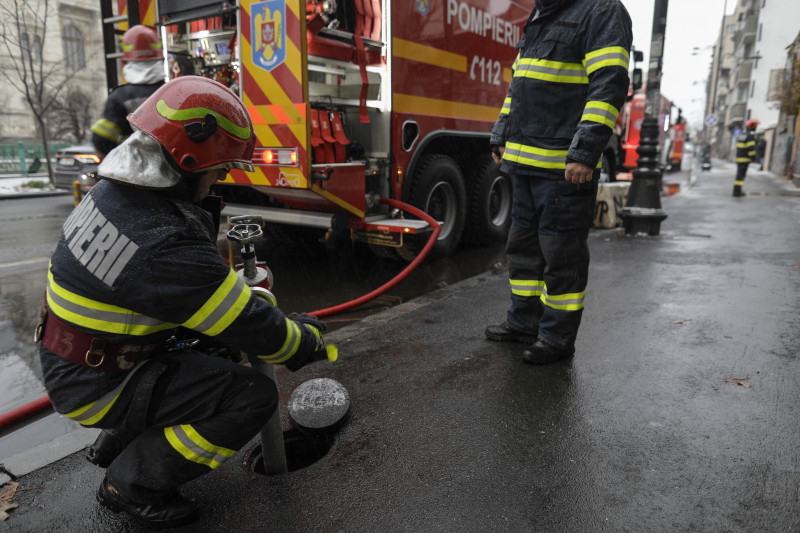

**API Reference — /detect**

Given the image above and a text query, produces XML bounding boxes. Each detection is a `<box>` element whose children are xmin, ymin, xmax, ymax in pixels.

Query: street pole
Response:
<box><xmin>620</xmin><ymin>0</ymin><xmax>669</xmax><ymax>236</ymax></box>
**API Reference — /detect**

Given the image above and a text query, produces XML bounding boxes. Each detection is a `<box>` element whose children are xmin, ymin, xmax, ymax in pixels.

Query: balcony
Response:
<box><xmin>735</xmin><ymin>59</ymin><xmax>753</xmax><ymax>84</ymax></box>
<box><xmin>728</xmin><ymin>102</ymin><xmax>746</xmax><ymax>125</ymax></box>
<box><xmin>733</xmin><ymin>17</ymin><xmax>758</xmax><ymax>48</ymax></box>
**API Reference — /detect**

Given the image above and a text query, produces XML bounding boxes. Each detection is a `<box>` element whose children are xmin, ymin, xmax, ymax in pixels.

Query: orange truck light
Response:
<box><xmin>255</xmin><ymin>148</ymin><xmax>299</xmax><ymax>166</ymax></box>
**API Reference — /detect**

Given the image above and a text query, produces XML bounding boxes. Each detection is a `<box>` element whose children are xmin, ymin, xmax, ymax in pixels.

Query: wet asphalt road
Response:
<box><xmin>4</xmin><ymin>159</ymin><xmax>800</xmax><ymax>532</ymax></box>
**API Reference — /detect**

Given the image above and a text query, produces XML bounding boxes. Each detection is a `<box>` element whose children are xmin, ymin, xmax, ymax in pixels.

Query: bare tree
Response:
<box><xmin>0</xmin><ymin>0</ymin><xmax>80</xmax><ymax>181</ymax></box>
<box><xmin>49</xmin><ymin>88</ymin><xmax>95</xmax><ymax>143</ymax></box>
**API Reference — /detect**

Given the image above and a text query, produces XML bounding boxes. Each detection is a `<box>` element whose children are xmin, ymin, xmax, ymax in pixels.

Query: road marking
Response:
<box><xmin>0</xmin><ymin>257</ymin><xmax>49</xmax><ymax>270</ymax></box>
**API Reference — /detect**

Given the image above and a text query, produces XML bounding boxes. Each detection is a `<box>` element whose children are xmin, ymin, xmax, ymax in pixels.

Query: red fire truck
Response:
<box><xmin>615</xmin><ymin>90</ymin><xmax>683</xmax><ymax>176</ymax></box>
<box><xmin>102</xmin><ymin>0</ymin><xmax>534</xmax><ymax>259</ymax></box>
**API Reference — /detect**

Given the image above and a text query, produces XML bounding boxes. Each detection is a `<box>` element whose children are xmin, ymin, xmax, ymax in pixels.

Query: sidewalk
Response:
<box><xmin>3</xmin><ymin>159</ymin><xmax>800</xmax><ymax>532</ymax></box>
<box><xmin>0</xmin><ymin>173</ymin><xmax>69</xmax><ymax>200</ymax></box>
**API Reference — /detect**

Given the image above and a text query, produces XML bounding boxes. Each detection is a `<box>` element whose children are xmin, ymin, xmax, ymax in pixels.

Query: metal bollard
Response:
<box><xmin>72</xmin><ymin>181</ymin><xmax>83</xmax><ymax>206</ymax></box>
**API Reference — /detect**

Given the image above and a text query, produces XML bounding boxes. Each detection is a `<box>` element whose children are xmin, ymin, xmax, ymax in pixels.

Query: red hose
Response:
<box><xmin>0</xmin><ymin>199</ymin><xmax>439</xmax><ymax>430</ymax></box>
<box><xmin>309</xmin><ymin>197</ymin><xmax>441</xmax><ymax>318</ymax></box>
<box><xmin>0</xmin><ymin>395</ymin><xmax>52</xmax><ymax>431</ymax></box>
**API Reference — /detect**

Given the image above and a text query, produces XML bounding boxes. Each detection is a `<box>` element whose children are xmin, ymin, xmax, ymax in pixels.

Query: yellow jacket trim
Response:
<box><xmin>514</xmin><ymin>58</ymin><xmax>588</xmax><ymax>84</ymax></box>
<box><xmin>90</xmin><ymin>118</ymin><xmax>124</xmax><ymax>143</ymax></box>
<box><xmin>47</xmin><ymin>268</ymin><xmax>177</xmax><ymax>336</ymax></box>
<box><xmin>581</xmin><ymin>100</ymin><xmax>620</xmax><ymax>129</ymax></box>
<box><xmin>182</xmin><ymin>269</ymin><xmax>251</xmax><ymax>336</ymax></box>
<box><xmin>257</xmin><ymin>317</ymin><xmax>302</xmax><ymax>364</ymax></box>
<box><xmin>584</xmin><ymin>46</ymin><xmax>630</xmax><ymax>75</ymax></box>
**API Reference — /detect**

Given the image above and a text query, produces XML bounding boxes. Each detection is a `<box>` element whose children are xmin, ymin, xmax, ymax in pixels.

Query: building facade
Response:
<box><xmin>0</xmin><ymin>0</ymin><xmax>108</xmax><ymax>143</ymax></box>
<box><xmin>705</xmin><ymin>0</ymin><xmax>800</xmax><ymax>170</ymax></box>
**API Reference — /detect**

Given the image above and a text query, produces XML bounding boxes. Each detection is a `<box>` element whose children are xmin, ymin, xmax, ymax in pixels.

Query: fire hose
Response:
<box><xmin>0</xmin><ymin>198</ymin><xmax>440</xmax><ymax>431</ymax></box>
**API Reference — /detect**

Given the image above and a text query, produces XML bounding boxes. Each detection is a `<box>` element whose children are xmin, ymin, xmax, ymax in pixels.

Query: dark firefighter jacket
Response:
<box><xmin>735</xmin><ymin>130</ymin><xmax>757</xmax><ymax>163</ymax></box>
<box><xmin>489</xmin><ymin>0</ymin><xmax>632</xmax><ymax>178</ymax></box>
<box><xmin>40</xmin><ymin>179</ymin><xmax>318</xmax><ymax>418</ymax></box>
<box><xmin>90</xmin><ymin>83</ymin><xmax>163</xmax><ymax>157</ymax></box>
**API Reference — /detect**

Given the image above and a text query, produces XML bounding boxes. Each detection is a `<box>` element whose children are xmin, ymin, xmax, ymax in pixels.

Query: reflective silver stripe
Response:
<box><xmin>165</xmin><ymin>425</ymin><xmax>234</xmax><ymax>469</ymax></box>
<box><xmin>515</xmin><ymin>59</ymin><xmax>588</xmax><ymax>84</ymax></box>
<box><xmin>66</xmin><ymin>361</ymin><xmax>148</xmax><ymax>425</ymax></box>
<box><xmin>184</xmin><ymin>275</ymin><xmax>249</xmax><ymax>335</ymax></box>
<box><xmin>584</xmin><ymin>46</ymin><xmax>630</xmax><ymax>74</ymax></box>
<box><xmin>504</xmin><ymin>142</ymin><xmax>568</xmax><ymax>169</ymax></box>
<box><xmin>258</xmin><ymin>318</ymin><xmax>301</xmax><ymax>364</ymax></box>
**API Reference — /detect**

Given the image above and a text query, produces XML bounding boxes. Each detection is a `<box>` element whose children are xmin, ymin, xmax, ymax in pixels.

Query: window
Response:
<box><xmin>766</xmin><ymin>68</ymin><xmax>784</xmax><ymax>101</ymax></box>
<box><xmin>20</xmin><ymin>32</ymin><xmax>30</xmax><ymax>59</ymax></box>
<box><xmin>62</xmin><ymin>25</ymin><xmax>85</xmax><ymax>68</ymax></box>
<box><xmin>32</xmin><ymin>35</ymin><xmax>42</xmax><ymax>60</ymax></box>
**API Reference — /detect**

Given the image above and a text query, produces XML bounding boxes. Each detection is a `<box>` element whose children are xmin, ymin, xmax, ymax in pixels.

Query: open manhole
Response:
<box><xmin>244</xmin><ymin>378</ymin><xmax>350</xmax><ymax>475</ymax></box>
<box><xmin>244</xmin><ymin>429</ymin><xmax>334</xmax><ymax>474</ymax></box>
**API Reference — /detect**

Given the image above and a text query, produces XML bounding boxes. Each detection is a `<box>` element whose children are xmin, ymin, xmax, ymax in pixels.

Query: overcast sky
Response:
<box><xmin>621</xmin><ymin>0</ymin><xmax>734</xmax><ymax>131</ymax></box>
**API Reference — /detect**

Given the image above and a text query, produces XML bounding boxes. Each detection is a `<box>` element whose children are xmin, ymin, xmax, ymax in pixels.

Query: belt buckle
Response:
<box><xmin>85</xmin><ymin>338</ymin><xmax>107</xmax><ymax>368</ymax></box>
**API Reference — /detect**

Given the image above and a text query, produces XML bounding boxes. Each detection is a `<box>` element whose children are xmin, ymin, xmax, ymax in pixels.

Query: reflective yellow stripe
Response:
<box><xmin>165</xmin><ymin>424</ymin><xmax>235</xmax><ymax>469</ymax></box>
<box><xmin>515</xmin><ymin>58</ymin><xmax>588</xmax><ymax>84</ymax></box>
<box><xmin>510</xmin><ymin>279</ymin><xmax>544</xmax><ymax>297</ymax></box>
<box><xmin>504</xmin><ymin>142</ymin><xmax>569</xmax><ymax>169</ymax></box>
<box><xmin>734</xmin><ymin>180</ymin><xmax>744</xmax><ymax>186</ymax></box>
<box><xmin>65</xmin><ymin>362</ymin><xmax>148</xmax><ymax>425</ymax></box>
<box><xmin>581</xmin><ymin>100</ymin><xmax>620</xmax><ymax>129</ymax></box>
<box><xmin>90</xmin><ymin>118</ymin><xmax>123</xmax><ymax>142</ymax></box>
<box><xmin>500</xmin><ymin>97</ymin><xmax>511</xmax><ymax>116</ymax></box>
<box><xmin>182</xmin><ymin>269</ymin><xmax>251</xmax><ymax>336</ymax></box>
<box><xmin>584</xmin><ymin>46</ymin><xmax>630</xmax><ymax>75</ymax></box>
<box><xmin>540</xmin><ymin>286</ymin><xmax>585</xmax><ymax>311</ymax></box>
<box><xmin>258</xmin><ymin>317</ymin><xmax>302</xmax><ymax>364</ymax></box>
<box><xmin>47</xmin><ymin>268</ymin><xmax>177</xmax><ymax>336</ymax></box>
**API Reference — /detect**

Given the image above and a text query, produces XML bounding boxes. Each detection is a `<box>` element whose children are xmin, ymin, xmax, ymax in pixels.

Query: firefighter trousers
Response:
<box><xmin>98</xmin><ymin>350</ymin><xmax>277</xmax><ymax>504</ymax></box>
<box><xmin>734</xmin><ymin>163</ymin><xmax>749</xmax><ymax>193</ymax></box>
<box><xmin>505</xmin><ymin>173</ymin><xmax>598</xmax><ymax>351</ymax></box>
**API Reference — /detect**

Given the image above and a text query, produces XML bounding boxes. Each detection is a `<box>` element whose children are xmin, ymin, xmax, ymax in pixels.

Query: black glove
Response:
<box><xmin>285</xmin><ymin>313</ymin><xmax>329</xmax><ymax>372</ymax></box>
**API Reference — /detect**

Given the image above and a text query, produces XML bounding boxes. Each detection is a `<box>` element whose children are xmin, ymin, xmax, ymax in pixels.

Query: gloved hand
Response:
<box><xmin>285</xmin><ymin>313</ymin><xmax>332</xmax><ymax>372</ymax></box>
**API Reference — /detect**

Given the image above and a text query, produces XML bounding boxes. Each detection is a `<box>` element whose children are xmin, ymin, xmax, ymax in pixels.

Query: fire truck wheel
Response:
<box><xmin>464</xmin><ymin>157</ymin><xmax>511</xmax><ymax>246</ymax></box>
<box><xmin>404</xmin><ymin>154</ymin><xmax>467</xmax><ymax>260</ymax></box>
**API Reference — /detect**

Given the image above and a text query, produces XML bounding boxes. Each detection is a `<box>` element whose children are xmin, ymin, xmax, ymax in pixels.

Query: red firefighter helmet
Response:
<box><xmin>128</xmin><ymin>76</ymin><xmax>255</xmax><ymax>172</ymax></box>
<box><xmin>745</xmin><ymin>118</ymin><xmax>759</xmax><ymax>130</ymax></box>
<box><xmin>121</xmin><ymin>25</ymin><xmax>164</xmax><ymax>62</ymax></box>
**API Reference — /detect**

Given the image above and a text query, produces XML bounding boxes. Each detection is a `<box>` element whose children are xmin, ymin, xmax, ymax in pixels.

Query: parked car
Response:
<box><xmin>53</xmin><ymin>145</ymin><xmax>101</xmax><ymax>193</ymax></box>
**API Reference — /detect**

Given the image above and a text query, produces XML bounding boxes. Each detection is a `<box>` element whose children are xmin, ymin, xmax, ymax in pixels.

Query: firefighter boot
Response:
<box><xmin>733</xmin><ymin>183</ymin><xmax>746</xmax><ymax>197</ymax></box>
<box><xmin>521</xmin><ymin>339</ymin><xmax>574</xmax><ymax>365</ymax></box>
<box><xmin>485</xmin><ymin>321</ymin><xmax>538</xmax><ymax>344</ymax></box>
<box><xmin>86</xmin><ymin>429</ymin><xmax>138</xmax><ymax>468</ymax></box>
<box><xmin>97</xmin><ymin>475</ymin><xmax>199</xmax><ymax>529</ymax></box>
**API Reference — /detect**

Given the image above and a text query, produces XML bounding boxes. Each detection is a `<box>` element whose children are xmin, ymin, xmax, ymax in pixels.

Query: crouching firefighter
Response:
<box><xmin>36</xmin><ymin>76</ymin><xmax>333</xmax><ymax>529</ymax></box>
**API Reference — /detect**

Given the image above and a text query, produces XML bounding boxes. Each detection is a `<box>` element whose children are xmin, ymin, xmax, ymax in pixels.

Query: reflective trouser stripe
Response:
<box><xmin>164</xmin><ymin>424</ymin><xmax>236</xmax><ymax>469</ymax></box>
<box><xmin>65</xmin><ymin>361</ymin><xmax>148</xmax><ymax>425</ymax></box>
<box><xmin>540</xmin><ymin>286</ymin><xmax>585</xmax><ymax>311</ymax></box>
<box><xmin>734</xmin><ymin>180</ymin><xmax>744</xmax><ymax>186</ymax></box>
<box><xmin>510</xmin><ymin>279</ymin><xmax>544</xmax><ymax>297</ymax></box>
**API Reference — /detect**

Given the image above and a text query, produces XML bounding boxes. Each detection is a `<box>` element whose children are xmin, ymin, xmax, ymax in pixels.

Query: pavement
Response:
<box><xmin>3</xmin><ymin>158</ymin><xmax>800</xmax><ymax>532</ymax></box>
<box><xmin>0</xmin><ymin>173</ymin><xmax>70</xmax><ymax>200</ymax></box>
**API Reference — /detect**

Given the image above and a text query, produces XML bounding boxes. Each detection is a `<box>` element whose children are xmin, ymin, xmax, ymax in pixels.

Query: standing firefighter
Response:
<box><xmin>733</xmin><ymin>118</ymin><xmax>759</xmax><ymax>197</ymax></box>
<box><xmin>90</xmin><ymin>25</ymin><xmax>166</xmax><ymax>158</ymax></box>
<box><xmin>37</xmin><ymin>76</ymin><xmax>332</xmax><ymax>528</ymax></box>
<box><xmin>484</xmin><ymin>0</ymin><xmax>632</xmax><ymax>364</ymax></box>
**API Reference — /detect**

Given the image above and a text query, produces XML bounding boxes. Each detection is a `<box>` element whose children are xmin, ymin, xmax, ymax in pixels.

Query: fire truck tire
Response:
<box><xmin>464</xmin><ymin>157</ymin><xmax>511</xmax><ymax>246</ymax></box>
<box><xmin>403</xmin><ymin>154</ymin><xmax>467</xmax><ymax>260</ymax></box>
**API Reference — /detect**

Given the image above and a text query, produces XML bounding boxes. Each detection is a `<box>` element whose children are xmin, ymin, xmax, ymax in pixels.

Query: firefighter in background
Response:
<box><xmin>485</xmin><ymin>0</ymin><xmax>632</xmax><ymax>364</ymax></box>
<box><xmin>733</xmin><ymin>118</ymin><xmax>759</xmax><ymax>197</ymax></box>
<box><xmin>90</xmin><ymin>25</ymin><xmax>166</xmax><ymax>158</ymax></box>
<box><xmin>38</xmin><ymin>76</ymin><xmax>332</xmax><ymax>528</ymax></box>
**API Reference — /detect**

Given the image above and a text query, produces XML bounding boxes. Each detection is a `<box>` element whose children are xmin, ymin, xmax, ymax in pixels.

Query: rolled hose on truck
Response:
<box><xmin>0</xmin><ymin>198</ymin><xmax>440</xmax><ymax>432</ymax></box>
